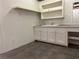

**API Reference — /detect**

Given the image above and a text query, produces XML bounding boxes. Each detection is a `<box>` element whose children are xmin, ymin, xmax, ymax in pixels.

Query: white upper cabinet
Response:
<box><xmin>39</xmin><ymin>0</ymin><xmax>64</xmax><ymax>19</ymax></box>
<box><xmin>15</xmin><ymin>0</ymin><xmax>40</xmax><ymax>12</ymax></box>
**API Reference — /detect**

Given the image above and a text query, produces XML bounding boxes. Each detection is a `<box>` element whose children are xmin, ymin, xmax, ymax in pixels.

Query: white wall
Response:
<box><xmin>73</xmin><ymin>9</ymin><xmax>79</xmax><ymax>24</ymax></box>
<box><xmin>74</xmin><ymin>0</ymin><xmax>79</xmax><ymax>2</ymax></box>
<box><xmin>63</xmin><ymin>0</ymin><xmax>73</xmax><ymax>24</ymax></box>
<box><xmin>16</xmin><ymin>0</ymin><xmax>39</xmax><ymax>12</ymax></box>
<box><xmin>0</xmin><ymin>0</ymin><xmax>18</xmax><ymax>23</ymax></box>
<box><xmin>72</xmin><ymin>0</ymin><xmax>79</xmax><ymax>24</ymax></box>
<box><xmin>0</xmin><ymin>9</ymin><xmax>39</xmax><ymax>54</ymax></box>
<box><xmin>0</xmin><ymin>0</ymin><xmax>39</xmax><ymax>23</ymax></box>
<box><xmin>0</xmin><ymin>0</ymin><xmax>3</xmax><ymax>20</ymax></box>
<box><xmin>0</xmin><ymin>0</ymin><xmax>40</xmax><ymax>54</ymax></box>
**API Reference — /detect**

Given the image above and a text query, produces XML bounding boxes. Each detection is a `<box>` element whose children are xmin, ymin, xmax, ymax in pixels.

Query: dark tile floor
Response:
<box><xmin>0</xmin><ymin>41</ymin><xmax>79</xmax><ymax>59</ymax></box>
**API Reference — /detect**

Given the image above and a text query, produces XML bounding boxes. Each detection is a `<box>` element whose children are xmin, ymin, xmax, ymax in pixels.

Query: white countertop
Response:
<box><xmin>34</xmin><ymin>25</ymin><xmax>79</xmax><ymax>28</ymax></box>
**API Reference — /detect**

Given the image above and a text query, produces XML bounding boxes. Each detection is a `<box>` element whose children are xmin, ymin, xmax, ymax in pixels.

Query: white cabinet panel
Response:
<box><xmin>41</xmin><ymin>28</ymin><xmax>48</xmax><ymax>41</ymax></box>
<box><xmin>55</xmin><ymin>29</ymin><xmax>68</xmax><ymax>46</ymax></box>
<box><xmin>34</xmin><ymin>27</ymin><xmax>68</xmax><ymax>46</ymax></box>
<box><xmin>34</xmin><ymin>28</ymin><xmax>41</xmax><ymax>40</ymax></box>
<box><xmin>48</xmin><ymin>28</ymin><xmax>55</xmax><ymax>43</ymax></box>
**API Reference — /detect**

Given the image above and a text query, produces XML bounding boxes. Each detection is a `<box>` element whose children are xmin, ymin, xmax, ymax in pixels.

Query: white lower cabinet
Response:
<box><xmin>34</xmin><ymin>27</ymin><xmax>68</xmax><ymax>46</ymax></box>
<box><xmin>41</xmin><ymin>28</ymin><xmax>48</xmax><ymax>42</ymax></box>
<box><xmin>34</xmin><ymin>27</ymin><xmax>41</xmax><ymax>40</ymax></box>
<box><xmin>55</xmin><ymin>28</ymin><xmax>68</xmax><ymax>46</ymax></box>
<box><xmin>47</xmin><ymin>28</ymin><xmax>56</xmax><ymax>43</ymax></box>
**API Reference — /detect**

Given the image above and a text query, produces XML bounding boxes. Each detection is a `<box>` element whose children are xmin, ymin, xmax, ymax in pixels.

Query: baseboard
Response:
<box><xmin>34</xmin><ymin>40</ymin><xmax>67</xmax><ymax>47</ymax></box>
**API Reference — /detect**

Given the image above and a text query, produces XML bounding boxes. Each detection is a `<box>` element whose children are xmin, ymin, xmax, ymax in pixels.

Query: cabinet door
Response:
<box><xmin>34</xmin><ymin>28</ymin><xmax>41</xmax><ymax>40</ymax></box>
<box><xmin>41</xmin><ymin>28</ymin><xmax>48</xmax><ymax>42</ymax></box>
<box><xmin>56</xmin><ymin>29</ymin><xmax>68</xmax><ymax>46</ymax></box>
<box><xmin>48</xmin><ymin>28</ymin><xmax>55</xmax><ymax>43</ymax></box>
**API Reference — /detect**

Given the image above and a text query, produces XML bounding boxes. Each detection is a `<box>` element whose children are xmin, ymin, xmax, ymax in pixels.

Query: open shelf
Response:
<box><xmin>39</xmin><ymin>0</ymin><xmax>64</xmax><ymax>19</ymax></box>
<box><xmin>41</xmin><ymin>0</ymin><xmax>62</xmax><ymax>6</ymax></box>
<box><xmin>68</xmin><ymin>32</ymin><xmax>79</xmax><ymax>45</ymax></box>
<box><xmin>41</xmin><ymin>16</ymin><xmax>64</xmax><ymax>19</ymax></box>
<box><xmin>74</xmin><ymin>4</ymin><xmax>79</xmax><ymax>7</ymax></box>
<box><xmin>41</xmin><ymin>9</ymin><xmax>63</xmax><ymax>19</ymax></box>
<box><xmin>69</xmin><ymin>37</ymin><xmax>79</xmax><ymax>40</ymax></box>
<box><xmin>69</xmin><ymin>39</ymin><xmax>79</xmax><ymax>45</ymax></box>
<box><xmin>41</xmin><ymin>6</ymin><xmax>62</xmax><ymax>12</ymax></box>
<box><xmin>73</xmin><ymin>2</ymin><xmax>79</xmax><ymax>9</ymax></box>
<box><xmin>42</xmin><ymin>1</ymin><xmax>62</xmax><ymax>9</ymax></box>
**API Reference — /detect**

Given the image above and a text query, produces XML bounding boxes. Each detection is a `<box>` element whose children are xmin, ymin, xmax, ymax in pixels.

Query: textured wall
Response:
<box><xmin>0</xmin><ymin>0</ymin><xmax>39</xmax><ymax>54</ymax></box>
<box><xmin>0</xmin><ymin>9</ymin><xmax>39</xmax><ymax>54</ymax></box>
